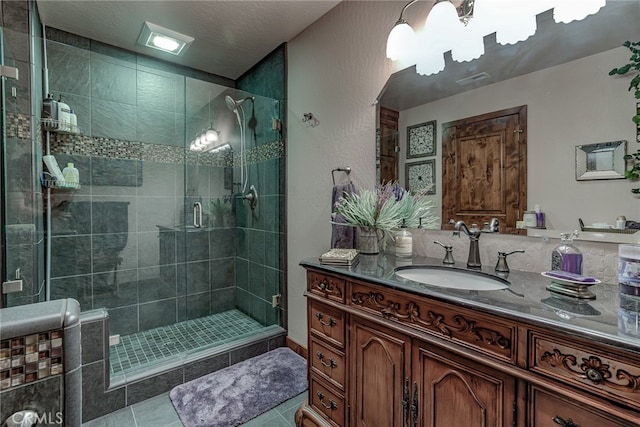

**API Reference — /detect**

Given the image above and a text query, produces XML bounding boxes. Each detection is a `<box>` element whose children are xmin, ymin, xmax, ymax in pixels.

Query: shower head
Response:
<box><xmin>225</xmin><ymin>95</ymin><xmax>254</xmax><ymax>111</ymax></box>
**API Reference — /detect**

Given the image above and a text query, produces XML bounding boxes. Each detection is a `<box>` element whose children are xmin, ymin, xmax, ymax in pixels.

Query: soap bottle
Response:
<box><xmin>395</xmin><ymin>219</ymin><xmax>413</xmax><ymax>258</ymax></box>
<box><xmin>551</xmin><ymin>231</ymin><xmax>582</xmax><ymax>274</ymax></box>
<box><xmin>62</xmin><ymin>163</ymin><xmax>79</xmax><ymax>185</ymax></box>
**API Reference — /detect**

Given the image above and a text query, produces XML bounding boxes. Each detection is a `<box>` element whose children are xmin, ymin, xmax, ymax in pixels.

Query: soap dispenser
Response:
<box><xmin>551</xmin><ymin>231</ymin><xmax>582</xmax><ymax>274</ymax></box>
<box><xmin>395</xmin><ymin>219</ymin><xmax>413</xmax><ymax>258</ymax></box>
<box><xmin>62</xmin><ymin>163</ymin><xmax>79</xmax><ymax>185</ymax></box>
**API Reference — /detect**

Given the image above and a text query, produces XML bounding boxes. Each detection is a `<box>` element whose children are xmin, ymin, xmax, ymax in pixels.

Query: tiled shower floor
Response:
<box><xmin>109</xmin><ymin>309</ymin><xmax>267</xmax><ymax>375</ymax></box>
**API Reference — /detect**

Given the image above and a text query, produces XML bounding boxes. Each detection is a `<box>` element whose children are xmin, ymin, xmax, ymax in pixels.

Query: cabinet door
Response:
<box><xmin>350</xmin><ymin>319</ymin><xmax>410</xmax><ymax>427</ymax></box>
<box><xmin>413</xmin><ymin>343</ymin><xmax>516</xmax><ymax>427</ymax></box>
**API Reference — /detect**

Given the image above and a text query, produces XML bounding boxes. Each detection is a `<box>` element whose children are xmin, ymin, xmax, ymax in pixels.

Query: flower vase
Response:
<box><xmin>358</xmin><ymin>227</ymin><xmax>383</xmax><ymax>254</ymax></box>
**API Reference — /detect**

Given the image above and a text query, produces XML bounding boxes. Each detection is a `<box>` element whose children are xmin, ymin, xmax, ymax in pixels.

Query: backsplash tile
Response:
<box><xmin>0</xmin><ymin>329</ymin><xmax>64</xmax><ymax>391</ymax></box>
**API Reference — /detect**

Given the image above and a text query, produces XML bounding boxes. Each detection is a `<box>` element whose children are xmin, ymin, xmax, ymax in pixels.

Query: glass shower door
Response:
<box><xmin>182</xmin><ymin>77</ymin><xmax>283</xmax><ymax>349</ymax></box>
<box><xmin>1</xmin><ymin>26</ymin><xmax>40</xmax><ymax>309</ymax></box>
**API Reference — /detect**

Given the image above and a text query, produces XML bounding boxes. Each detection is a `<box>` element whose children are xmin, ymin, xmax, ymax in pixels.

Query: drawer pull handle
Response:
<box><xmin>318</xmin><ymin>281</ymin><xmax>327</xmax><ymax>290</ymax></box>
<box><xmin>316</xmin><ymin>391</ymin><xmax>338</xmax><ymax>410</ymax></box>
<box><xmin>316</xmin><ymin>312</ymin><xmax>337</xmax><ymax>327</ymax></box>
<box><xmin>585</xmin><ymin>367</ymin><xmax>603</xmax><ymax>383</ymax></box>
<box><xmin>316</xmin><ymin>351</ymin><xmax>338</xmax><ymax>368</ymax></box>
<box><xmin>553</xmin><ymin>416</ymin><xmax>579</xmax><ymax>427</ymax></box>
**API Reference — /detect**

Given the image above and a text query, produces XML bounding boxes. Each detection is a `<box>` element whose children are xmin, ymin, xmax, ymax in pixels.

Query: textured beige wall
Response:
<box><xmin>286</xmin><ymin>1</ymin><xmax>400</xmax><ymax>346</ymax></box>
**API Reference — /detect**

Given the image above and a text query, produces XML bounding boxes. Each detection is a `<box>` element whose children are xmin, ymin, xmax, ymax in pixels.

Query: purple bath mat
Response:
<box><xmin>169</xmin><ymin>347</ymin><xmax>308</xmax><ymax>427</ymax></box>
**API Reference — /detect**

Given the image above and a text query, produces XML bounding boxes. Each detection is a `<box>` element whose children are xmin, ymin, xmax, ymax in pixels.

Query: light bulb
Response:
<box><xmin>151</xmin><ymin>35</ymin><xmax>180</xmax><ymax>52</ymax></box>
<box><xmin>205</xmin><ymin>128</ymin><xmax>219</xmax><ymax>142</ymax></box>
<box><xmin>553</xmin><ymin>0</ymin><xmax>605</xmax><ymax>24</ymax></box>
<box><xmin>386</xmin><ymin>21</ymin><xmax>415</xmax><ymax>62</ymax></box>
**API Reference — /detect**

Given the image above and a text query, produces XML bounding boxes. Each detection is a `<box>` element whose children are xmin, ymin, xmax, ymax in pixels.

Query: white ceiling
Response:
<box><xmin>36</xmin><ymin>0</ymin><xmax>342</xmax><ymax>80</ymax></box>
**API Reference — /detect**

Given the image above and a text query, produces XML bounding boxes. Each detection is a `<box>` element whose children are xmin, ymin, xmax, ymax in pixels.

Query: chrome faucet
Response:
<box><xmin>449</xmin><ymin>219</ymin><xmax>482</xmax><ymax>268</ymax></box>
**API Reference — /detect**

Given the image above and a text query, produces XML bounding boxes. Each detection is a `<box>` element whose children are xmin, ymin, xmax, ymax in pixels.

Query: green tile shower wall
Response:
<box><xmin>43</xmin><ymin>28</ymin><xmax>286</xmax><ymax>334</ymax></box>
<box><xmin>237</xmin><ymin>45</ymin><xmax>287</xmax><ymax>328</ymax></box>
<box><xmin>2</xmin><ymin>0</ymin><xmax>46</xmax><ymax>307</ymax></box>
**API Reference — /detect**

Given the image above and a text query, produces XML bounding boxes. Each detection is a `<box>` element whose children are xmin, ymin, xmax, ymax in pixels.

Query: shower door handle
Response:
<box><xmin>193</xmin><ymin>202</ymin><xmax>203</xmax><ymax>228</ymax></box>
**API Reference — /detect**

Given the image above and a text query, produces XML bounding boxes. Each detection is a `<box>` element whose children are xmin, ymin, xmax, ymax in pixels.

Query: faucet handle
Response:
<box><xmin>495</xmin><ymin>250</ymin><xmax>525</xmax><ymax>273</ymax></box>
<box><xmin>434</xmin><ymin>241</ymin><xmax>455</xmax><ymax>265</ymax></box>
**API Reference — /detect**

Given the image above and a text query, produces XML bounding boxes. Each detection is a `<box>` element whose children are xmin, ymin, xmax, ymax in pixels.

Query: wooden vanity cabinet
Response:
<box><xmin>297</xmin><ymin>267</ymin><xmax>640</xmax><ymax>427</ymax></box>
<box><xmin>349</xmin><ymin>319</ymin><xmax>515</xmax><ymax>427</ymax></box>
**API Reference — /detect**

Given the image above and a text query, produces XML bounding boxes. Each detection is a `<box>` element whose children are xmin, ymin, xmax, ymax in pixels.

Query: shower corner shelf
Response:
<box><xmin>41</xmin><ymin>178</ymin><xmax>80</xmax><ymax>190</ymax></box>
<box><xmin>41</xmin><ymin>119</ymin><xmax>80</xmax><ymax>135</ymax></box>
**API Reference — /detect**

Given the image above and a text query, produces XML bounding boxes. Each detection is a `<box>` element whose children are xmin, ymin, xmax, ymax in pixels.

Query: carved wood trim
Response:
<box><xmin>351</xmin><ymin>291</ymin><xmax>511</xmax><ymax>351</ymax></box>
<box><xmin>541</xmin><ymin>348</ymin><xmax>640</xmax><ymax>393</ymax></box>
<box><xmin>309</xmin><ymin>273</ymin><xmax>345</xmax><ymax>302</ymax></box>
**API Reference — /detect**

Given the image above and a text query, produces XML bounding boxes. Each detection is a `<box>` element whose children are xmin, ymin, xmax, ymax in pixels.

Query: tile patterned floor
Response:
<box><xmin>110</xmin><ymin>310</ymin><xmax>266</xmax><ymax>375</ymax></box>
<box><xmin>82</xmin><ymin>390</ymin><xmax>307</xmax><ymax>427</ymax></box>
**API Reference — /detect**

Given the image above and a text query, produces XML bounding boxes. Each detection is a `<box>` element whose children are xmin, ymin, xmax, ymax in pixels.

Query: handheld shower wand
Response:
<box><xmin>225</xmin><ymin>95</ymin><xmax>255</xmax><ymax>195</ymax></box>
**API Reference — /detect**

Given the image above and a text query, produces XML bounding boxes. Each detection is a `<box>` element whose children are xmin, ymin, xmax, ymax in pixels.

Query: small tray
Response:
<box><xmin>541</xmin><ymin>272</ymin><xmax>600</xmax><ymax>300</ymax></box>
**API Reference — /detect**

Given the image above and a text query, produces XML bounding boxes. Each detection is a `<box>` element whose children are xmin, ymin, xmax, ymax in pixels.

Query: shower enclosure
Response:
<box><xmin>2</xmin><ymin>30</ymin><xmax>286</xmax><ymax>377</ymax></box>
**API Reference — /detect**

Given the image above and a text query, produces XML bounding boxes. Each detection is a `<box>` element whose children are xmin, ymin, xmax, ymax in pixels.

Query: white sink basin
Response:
<box><xmin>394</xmin><ymin>266</ymin><xmax>509</xmax><ymax>291</ymax></box>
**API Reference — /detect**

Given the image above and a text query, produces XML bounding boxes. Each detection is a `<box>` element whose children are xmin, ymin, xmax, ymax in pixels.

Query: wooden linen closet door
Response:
<box><xmin>442</xmin><ymin>106</ymin><xmax>527</xmax><ymax>234</ymax></box>
<box><xmin>350</xmin><ymin>319</ymin><xmax>409</xmax><ymax>427</ymax></box>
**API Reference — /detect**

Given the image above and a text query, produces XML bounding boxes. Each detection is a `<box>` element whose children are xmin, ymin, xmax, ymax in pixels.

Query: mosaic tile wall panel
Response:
<box><xmin>49</xmin><ymin>132</ymin><xmax>283</xmax><ymax>167</ymax></box>
<box><xmin>0</xmin><ymin>330</ymin><xmax>64</xmax><ymax>391</ymax></box>
<box><xmin>5</xmin><ymin>113</ymin><xmax>32</xmax><ymax>140</ymax></box>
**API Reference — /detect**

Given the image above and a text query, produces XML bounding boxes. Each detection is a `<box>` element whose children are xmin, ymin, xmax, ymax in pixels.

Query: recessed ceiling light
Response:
<box><xmin>137</xmin><ymin>21</ymin><xmax>194</xmax><ymax>56</ymax></box>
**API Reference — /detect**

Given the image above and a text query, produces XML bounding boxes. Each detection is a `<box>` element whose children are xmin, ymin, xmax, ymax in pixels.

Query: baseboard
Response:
<box><xmin>286</xmin><ymin>337</ymin><xmax>308</xmax><ymax>359</ymax></box>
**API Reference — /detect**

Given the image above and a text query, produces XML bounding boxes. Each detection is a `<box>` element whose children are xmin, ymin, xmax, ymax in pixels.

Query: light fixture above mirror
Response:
<box><xmin>386</xmin><ymin>0</ymin><xmax>606</xmax><ymax>76</ymax></box>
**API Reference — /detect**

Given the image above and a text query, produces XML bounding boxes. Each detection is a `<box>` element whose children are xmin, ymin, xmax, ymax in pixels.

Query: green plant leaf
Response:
<box><xmin>633</xmin><ymin>114</ymin><xmax>640</xmax><ymax>124</ymax></box>
<box><xmin>617</xmin><ymin>64</ymin><xmax>632</xmax><ymax>74</ymax></box>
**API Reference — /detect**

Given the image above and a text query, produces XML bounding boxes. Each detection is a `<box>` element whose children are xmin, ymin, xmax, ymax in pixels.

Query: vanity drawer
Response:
<box><xmin>528</xmin><ymin>384</ymin><xmax>633</xmax><ymax>427</ymax></box>
<box><xmin>309</xmin><ymin>300</ymin><xmax>346</xmax><ymax>349</ymax></box>
<box><xmin>310</xmin><ymin>377</ymin><xmax>345</xmax><ymax>427</ymax></box>
<box><xmin>530</xmin><ymin>332</ymin><xmax>640</xmax><ymax>409</ymax></box>
<box><xmin>349</xmin><ymin>282</ymin><xmax>515</xmax><ymax>364</ymax></box>
<box><xmin>310</xmin><ymin>337</ymin><xmax>346</xmax><ymax>390</ymax></box>
<box><xmin>308</xmin><ymin>271</ymin><xmax>346</xmax><ymax>303</ymax></box>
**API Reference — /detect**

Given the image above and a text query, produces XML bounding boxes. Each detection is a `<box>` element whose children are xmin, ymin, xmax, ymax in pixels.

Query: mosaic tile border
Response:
<box><xmin>0</xmin><ymin>329</ymin><xmax>64</xmax><ymax>391</ymax></box>
<box><xmin>50</xmin><ymin>132</ymin><xmax>284</xmax><ymax>167</ymax></box>
<box><xmin>5</xmin><ymin>112</ymin><xmax>32</xmax><ymax>140</ymax></box>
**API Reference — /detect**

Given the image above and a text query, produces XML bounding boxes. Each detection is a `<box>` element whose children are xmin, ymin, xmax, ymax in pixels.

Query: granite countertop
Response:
<box><xmin>301</xmin><ymin>253</ymin><xmax>640</xmax><ymax>354</ymax></box>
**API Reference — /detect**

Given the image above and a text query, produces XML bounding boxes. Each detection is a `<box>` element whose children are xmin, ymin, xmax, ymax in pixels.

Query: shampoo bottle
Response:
<box><xmin>69</xmin><ymin>109</ymin><xmax>78</xmax><ymax>134</ymax></box>
<box><xmin>62</xmin><ymin>163</ymin><xmax>79</xmax><ymax>184</ymax></box>
<box><xmin>57</xmin><ymin>97</ymin><xmax>71</xmax><ymax>132</ymax></box>
<box><xmin>551</xmin><ymin>231</ymin><xmax>582</xmax><ymax>274</ymax></box>
<box><xmin>395</xmin><ymin>219</ymin><xmax>413</xmax><ymax>258</ymax></box>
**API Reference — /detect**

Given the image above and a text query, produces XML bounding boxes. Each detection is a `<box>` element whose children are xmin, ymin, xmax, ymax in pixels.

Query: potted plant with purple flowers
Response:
<box><xmin>332</xmin><ymin>182</ymin><xmax>438</xmax><ymax>254</ymax></box>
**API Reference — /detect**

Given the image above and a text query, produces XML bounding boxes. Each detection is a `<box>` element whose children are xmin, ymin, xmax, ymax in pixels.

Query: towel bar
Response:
<box><xmin>332</xmin><ymin>167</ymin><xmax>351</xmax><ymax>185</ymax></box>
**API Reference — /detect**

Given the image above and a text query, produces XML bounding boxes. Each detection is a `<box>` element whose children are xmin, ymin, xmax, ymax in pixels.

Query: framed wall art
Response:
<box><xmin>407</xmin><ymin>120</ymin><xmax>436</xmax><ymax>158</ymax></box>
<box><xmin>406</xmin><ymin>159</ymin><xmax>436</xmax><ymax>194</ymax></box>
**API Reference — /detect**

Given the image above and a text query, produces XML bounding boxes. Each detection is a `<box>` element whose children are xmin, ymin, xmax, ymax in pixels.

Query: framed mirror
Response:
<box><xmin>375</xmin><ymin>1</ymin><xmax>640</xmax><ymax>236</ymax></box>
<box><xmin>575</xmin><ymin>140</ymin><xmax>626</xmax><ymax>181</ymax></box>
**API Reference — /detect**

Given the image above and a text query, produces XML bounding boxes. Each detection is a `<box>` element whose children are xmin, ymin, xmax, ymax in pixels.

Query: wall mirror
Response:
<box><xmin>376</xmin><ymin>1</ymin><xmax>640</xmax><ymax>241</ymax></box>
<box><xmin>576</xmin><ymin>140</ymin><xmax>627</xmax><ymax>181</ymax></box>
